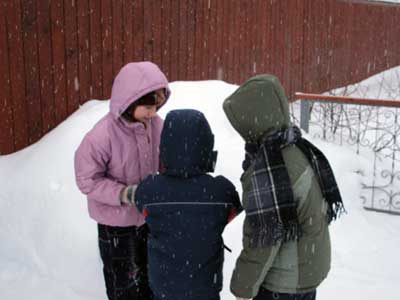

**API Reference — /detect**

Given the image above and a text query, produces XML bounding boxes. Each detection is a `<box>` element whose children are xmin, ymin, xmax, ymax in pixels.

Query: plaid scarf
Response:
<box><xmin>244</xmin><ymin>126</ymin><xmax>345</xmax><ymax>248</ymax></box>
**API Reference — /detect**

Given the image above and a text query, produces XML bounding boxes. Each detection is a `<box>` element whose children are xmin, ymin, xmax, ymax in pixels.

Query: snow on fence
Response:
<box><xmin>293</xmin><ymin>92</ymin><xmax>400</xmax><ymax>215</ymax></box>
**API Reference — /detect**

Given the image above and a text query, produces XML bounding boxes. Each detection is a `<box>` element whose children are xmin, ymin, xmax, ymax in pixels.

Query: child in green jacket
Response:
<box><xmin>223</xmin><ymin>74</ymin><xmax>344</xmax><ymax>300</ymax></box>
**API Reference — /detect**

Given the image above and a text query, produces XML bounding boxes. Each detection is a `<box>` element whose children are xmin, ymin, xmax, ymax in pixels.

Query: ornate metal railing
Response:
<box><xmin>292</xmin><ymin>93</ymin><xmax>400</xmax><ymax>215</ymax></box>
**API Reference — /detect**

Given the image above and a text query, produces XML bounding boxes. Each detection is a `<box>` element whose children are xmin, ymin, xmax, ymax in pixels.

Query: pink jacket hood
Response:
<box><xmin>110</xmin><ymin>61</ymin><xmax>171</xmax><ymax>119</ymax></box>
<box><xmin>74</xmin><ymin>61</ymin><xmax>169</xmax><ymax>227</ymax></box>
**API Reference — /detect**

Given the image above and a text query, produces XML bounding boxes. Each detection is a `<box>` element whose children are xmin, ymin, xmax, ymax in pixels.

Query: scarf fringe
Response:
<box><xmin>327</xmin><ymin>201</ymin><xmax>346</xmax><ymax>223</ymax></box>
<box><xmin>248</xmin><ymin>212</ymin><xmax>302</xmax><ymax>248</ymax></box>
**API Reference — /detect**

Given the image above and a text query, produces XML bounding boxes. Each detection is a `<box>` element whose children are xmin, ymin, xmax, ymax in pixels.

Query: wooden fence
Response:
<box><xmin>1</xmin><ymin>0</ymin><xmax>400</xmax><ymax>155</ymax></box>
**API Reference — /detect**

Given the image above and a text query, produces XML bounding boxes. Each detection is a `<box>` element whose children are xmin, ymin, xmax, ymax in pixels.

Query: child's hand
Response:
<box><xmin>120</xmin><ymin>185</ymin><xmax>138</xmax><ymax>206</ymax></box>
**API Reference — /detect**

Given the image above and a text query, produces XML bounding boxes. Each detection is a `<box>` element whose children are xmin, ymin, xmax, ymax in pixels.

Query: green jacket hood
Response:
<box><xmin>223</xmin><ymin>74</ymin><xmax>290</xmax><ymax>143</ymax></box>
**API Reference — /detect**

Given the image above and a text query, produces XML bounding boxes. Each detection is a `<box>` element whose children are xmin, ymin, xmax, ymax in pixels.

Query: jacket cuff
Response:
<box><xmin>230</xmin><ymin>277</ymin><xmax>259</xmax><ymax>299</ymax></box>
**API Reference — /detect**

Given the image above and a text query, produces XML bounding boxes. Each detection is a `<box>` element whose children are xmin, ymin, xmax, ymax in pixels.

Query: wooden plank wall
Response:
<box><xmin>1</xmin><ymin>0</ymin><xmax>400</xmax><ymax>154</ymax></box>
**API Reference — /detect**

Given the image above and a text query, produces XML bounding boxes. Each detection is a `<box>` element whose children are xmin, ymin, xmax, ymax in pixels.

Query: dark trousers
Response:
<box><xmin>254</xmin><ymin>286</ymin><xmax>316</xmax><ymax>300</ymax></box>
<box><xmin>98</xmin><ymin>223</ymin><xmax>151</xmax><ymax>300</ymax></box>
<box><xmin>152</xmin><ymin>294</ymin><xmax>220</xmax><ymax>300</ymax></box>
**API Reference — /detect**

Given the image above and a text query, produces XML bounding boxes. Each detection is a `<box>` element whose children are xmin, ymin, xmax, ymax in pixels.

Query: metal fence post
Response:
<box><xmin>300</xmin><ymin>100</ymin><xmax>310</xmax><ymax>133</ymax></box>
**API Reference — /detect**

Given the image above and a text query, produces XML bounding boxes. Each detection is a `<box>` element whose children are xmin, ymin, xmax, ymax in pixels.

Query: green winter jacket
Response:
<box><xmin>223</xmin><ymin>74</ymin><xmax>331</xmax><ymax>298</ymax></box>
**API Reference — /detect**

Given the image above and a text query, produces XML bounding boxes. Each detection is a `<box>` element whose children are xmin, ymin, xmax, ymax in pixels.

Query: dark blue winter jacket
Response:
<box><xmin>136</xmin><ymin>109</ymin><xmax>242</xmax><ymax>300</ymax></box>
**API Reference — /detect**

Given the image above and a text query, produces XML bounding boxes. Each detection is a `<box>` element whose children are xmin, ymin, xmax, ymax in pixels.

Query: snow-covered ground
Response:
<box><xmin>1</xmin><ymin>66</ymin><xmax>400</xmax><ymax>299</ymax></box>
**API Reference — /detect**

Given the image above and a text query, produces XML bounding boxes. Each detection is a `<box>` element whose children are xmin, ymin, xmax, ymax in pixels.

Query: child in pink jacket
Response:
<box><xmin>74</xmin><ymin>61</ymin><xmax>170</xmax><ymax>300</ymax></box>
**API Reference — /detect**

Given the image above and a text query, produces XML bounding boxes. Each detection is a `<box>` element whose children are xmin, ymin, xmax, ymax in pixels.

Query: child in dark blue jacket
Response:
<box><xmin>135</xmin><ymin>109</ymin><xmax>242</xmax><ymax>300</ymax></box>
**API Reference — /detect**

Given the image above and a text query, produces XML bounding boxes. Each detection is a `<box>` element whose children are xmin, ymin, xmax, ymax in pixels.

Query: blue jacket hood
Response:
<box><xmin>160</xmin><ymin>109</ymin><xmax>217</xmax><ymax>178</ymax></box>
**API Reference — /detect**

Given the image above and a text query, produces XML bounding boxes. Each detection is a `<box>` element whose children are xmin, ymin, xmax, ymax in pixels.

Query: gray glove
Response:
<box><xmin>120</xmin><ymin>185</ymin><xmax>138</xmax><ymax>206</ymax></box>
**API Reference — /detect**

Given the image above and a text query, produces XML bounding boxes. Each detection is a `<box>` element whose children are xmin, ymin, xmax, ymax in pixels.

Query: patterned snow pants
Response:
<box><xmin>98</xmin><ymin>223</ymin><xmax>151</xmax><ymax>300</ymax></box>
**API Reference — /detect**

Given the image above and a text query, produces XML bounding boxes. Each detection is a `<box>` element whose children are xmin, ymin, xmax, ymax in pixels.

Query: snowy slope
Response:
<box><xmin>1</xmin><ymin>70</ymin><xmax>400</xmax><ymax>299</ymax></box>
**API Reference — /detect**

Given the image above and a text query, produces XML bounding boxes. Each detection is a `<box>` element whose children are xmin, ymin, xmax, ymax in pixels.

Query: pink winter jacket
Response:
<box><xmin>74</xmin><ymin>61</ymin><xmax>170</xmax><ymax>227</ymax></box>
